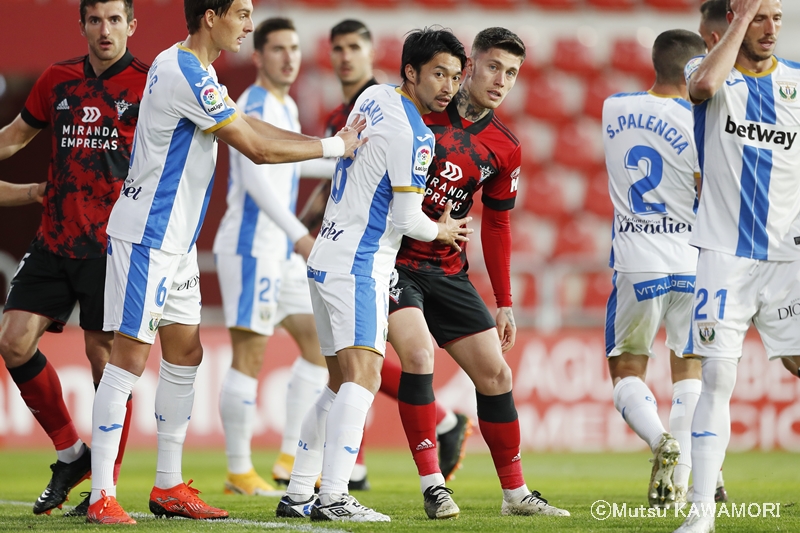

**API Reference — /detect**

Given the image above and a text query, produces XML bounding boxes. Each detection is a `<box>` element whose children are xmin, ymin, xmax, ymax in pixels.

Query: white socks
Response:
<box><xmin>436</xmin><ymin>410</ymin><xmax>457</xmax><ymax>435</ymax></box>
<box><xmin>319</xmin><ymin>382</ymin><xmax>374</xmax><ymax>504</ymax></box>
<box><xmin>670</xmin><ymin>378</ymin><xmax>702</xmax><ymax>489</ymax></box>
<box><xmin>219</xmin><ymin>367</ymin><xmax>259</xmax><ymax>474</ymax></box>
<box><xmin>91</xmin><ymin>364</ymin><xmax>139</xmax><ymax>503</ymax></box>
<box><xmin>613</xmin><ymin>376</ymin><xmax>666</xmax><ymax>452</ymax></box>
<box><xmin>503</xmin><ymin>484</ymin><xmax>531</xmax><ymax>503</ymax></box>
<box><xmin>154</xmin><ymin>360</ymin><xmax>198</xmax><ymax>489</ymax></box>
<box><xmin>287</xmin><ymin>386</ymin><xmax>336</xmax><ymax>499</ymax></box>
<box><xmin>282</xmin><ymin>358</ymin><xmax>328</xmax><ymax>456</ymax></box>
<box><xmin>421</xmin><ymin>473</ymin><xmax>446</xmax><ymax>493</ymax></box>
<box><xmin>57</xmin><ymin>440</ymin><xmax>86</xmax><ymax>464</ymax></box>
<box><xmin>691</xmin><ymin>358</ymin><xmax>737</xmax><ymax>503</ymax></box>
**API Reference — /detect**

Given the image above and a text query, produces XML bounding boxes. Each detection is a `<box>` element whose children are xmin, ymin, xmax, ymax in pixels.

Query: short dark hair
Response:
<box><xmin>701</xmin><ymin>0</ymin><xmax>729</xmax><ymax>26</ymax></box>
<box><xmin>652</xmin><ymin>29</ymin><xmax>706</xmax><ymax>84</ymax></box>
<box><xmin>401</xmin><ymin>27</ymin><xmax>466</xmax><ymax>81</ymax></box>
<box><xmin>253</xmin><ymin>17</ymin><xmax>295</xmax><ymax>52</ymax></box>
<box><xmin>472</xmin><ymin>27</ymin><xmax>526</xmax><ymax>62</ymax></box>
<box><xmin>80</xmin><ymin>0</ymin><xmax>134</xmax><ymax>24</ymax></box>
<box><xmin>330</xmin><ymin>19</ymin><xmax>372</xmax><ymax>43</ymax></box>
<box><xmin>184</xmin><ymin>0</ymin><xmax>235</xmax><ymax>35</ymax></box>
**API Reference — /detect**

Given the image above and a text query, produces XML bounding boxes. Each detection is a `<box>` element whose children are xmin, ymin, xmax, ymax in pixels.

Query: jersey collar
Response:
<box><xmin>445</xmin><ymin>100</ymin><xmax>493</xmax><ymax>134</ymax></box>
<box><xmin>735</xmin><ymin>56</ymin><xmax>778</xmax><ymax>78</ymax></box>
<box><xmin>83</xmin><ymin>49</ymin><xmax>135</xmax><ymax>80</ymax></box>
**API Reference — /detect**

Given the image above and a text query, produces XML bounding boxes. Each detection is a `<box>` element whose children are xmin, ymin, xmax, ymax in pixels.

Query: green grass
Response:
<box><xmin>0</xmin><ymin>449</ymin><xmax>796</xmax><ymax>532</ymax></box>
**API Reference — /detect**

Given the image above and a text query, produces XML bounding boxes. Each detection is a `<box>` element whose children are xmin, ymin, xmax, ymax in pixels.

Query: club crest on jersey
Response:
<box><xmin>414</xmin><ymin>146</ymin><xmax>432</xmax><ymax>175</ymax></box>
<box><xmin>697</xmin><ymin>322</ymin><xmax>716</xmax><ymax>344</ymax></box>
<box><xmin>259</xmin><ymin>305</ymin><xmax>272</xmax><ymax>323</ymax></box>
<box><xmin>201</xmin><ymin>85</ymin><xmax>225</xmax><ymax>115</ymax></box>
<box><xmin>149</xmin><ymin>312</ymin><xmax>163</xmax><ymax>333</ymax></box>
<box><xmin>778</xmin><ymin>81</ymin><xmax>798</xmax><ymax>103</ymax></box>
<box><xmin>115</xmin><ymin>100</ymin><xmax>132</xmax><ymax>119</ymax></box>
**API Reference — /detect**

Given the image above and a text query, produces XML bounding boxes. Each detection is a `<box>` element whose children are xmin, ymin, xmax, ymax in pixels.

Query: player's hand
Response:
<box><xmin>33</xmin><ymin>182</ymin><xmax>46</xmax><ymax>204</ymax></box>
<box><xmin>495</xmin><ymin>307</ymin><xmax>517</xmax><ymax>353</ymax></box>
<box><xmin>293</xmin><ymin>234</ymin><xmax>315</xmax><ymax>261</ymax></box>
<box><xmin>435</xmin><ymin>201</ymin><xmax>473</xmax><ymax>252</ymax></box>
<box><xmin>730</xmin><ymin>0</ymin><xmax>763</xmax><ymax>21</ymax></box>
<box><xmin>336</xmin><ymin>116</ymin><xmax>368</xmax><ymax>159</ymax></box>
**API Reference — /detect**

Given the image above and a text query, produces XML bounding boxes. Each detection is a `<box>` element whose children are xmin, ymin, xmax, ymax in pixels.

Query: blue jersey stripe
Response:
<box><xmin>693</xmin><ymin>100</ymin><xmax>708</xmax><ymax>184</ymax></box>
<box><xmin>608</xmin><ymin>221</ymin><xmax>615</xmax><ymax>269</ymax></box>
<box><xmin>604</xmin><ymin>272</ymin><xmax>618</xmax><ymax>356</ymax></box>
<box><xmin>177</xmin><ymin>48</ymin><xmax>235</xmax><ymax>126</ymax></box>
<box><xmin>400</xmin><ymin>97</ymin><xmax>433</xmax><ymax>189</ymax></box>
<box><xmin>236</xmin><ymin>255</ymin><xmax>257</xmax><ymax>327</ymax></box>
<box><xmin>120</xmin><ymin>244</ymin><xmax>151</xmax><ymax>337</ymax></box>
<box><xmin>191</xmin><ymin>169</ymin><xmax>215</xmax><ymax>251</ymax></box>
<box><xmin>351</xmin><ymin>173</ymin><xmax>393</xmax><ymax>276</ymax></box>
<box><xmin>353</xmin><ymin>275</ymin><xmax>378</xmax><ymax>348</ymax></box>
<box><xmin>142</xmin><ymin>118</ymin><xmax>194</xmax><ymax>248</ymax></box>
<box><xmin>608</xmin><ymin>91</ymin><xmax>649</xmax><ymax>99</ymax></box>
<box><xmin>234</xmin><ymin>87</ymin><xmax>268</xmax><ymax>256</ymax></box>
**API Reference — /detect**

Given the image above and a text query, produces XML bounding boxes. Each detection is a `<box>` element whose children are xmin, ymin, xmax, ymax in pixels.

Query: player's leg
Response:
<box><xmin>388</xmin><ymin>305</ymin><xmax>458</xmax><ymax>519</ymax></box>
<box><xmin>444</xmin><ymin>329</ymin><xmax>568</xmax><ymax>516</ymax></box>
<box><xmin>0</xmin><ymin>247</ymin><xmax>90</xmax><ymax>514</ymax></box>
<box><xmin>668</xmin><ymin>351</ymin><xmax>701</xmax><ymax>503</ymax></box>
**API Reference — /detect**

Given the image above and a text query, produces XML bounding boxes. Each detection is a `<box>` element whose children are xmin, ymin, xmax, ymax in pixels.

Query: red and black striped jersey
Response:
<box><xmin>21</xmin><ymin>50</ymin><xmax>148</xmax><ymax>259</ymax></box>
<box><xmin>323</xmin><ymin>78</ymin><xmax>378</xmax><ymax>136</ymax></box>
<box><xmin>395</xmin><ymin>102</ymin><xmax>521</xmax><ymax>277</ymax></box>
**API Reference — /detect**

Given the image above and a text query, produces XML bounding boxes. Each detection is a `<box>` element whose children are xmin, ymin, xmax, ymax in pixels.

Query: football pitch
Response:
<box><xmin>0</xmin><ymin>449</ymin><xmax>796</xmax><ymax>532</ymax></box>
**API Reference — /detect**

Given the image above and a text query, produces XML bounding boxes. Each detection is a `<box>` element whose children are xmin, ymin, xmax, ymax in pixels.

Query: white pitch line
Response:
<box><xmin>0</xmin><ymin>500</ymin><xmax>352</xmax><ymax>532</ymax></box>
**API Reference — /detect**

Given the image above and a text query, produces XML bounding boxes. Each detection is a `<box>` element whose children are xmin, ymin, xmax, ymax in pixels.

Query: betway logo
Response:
<box><xmin>724</xmin><ymin>116</ymin><xmax>797</xmax><ymax>151</ymax></box>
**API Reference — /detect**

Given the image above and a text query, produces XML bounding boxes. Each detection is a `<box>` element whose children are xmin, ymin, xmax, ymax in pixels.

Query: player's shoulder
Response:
<box><xmin>489</xmin><ymin>114</ymin><xmax>519</xmax><ymax>146</ymax></box>
<box><xmin>44</xmin><ymin>55</ymin><xmax>86</xmax><ymax>80</ymax></box>
<box><xmin>776</xmin><ymin>56</ymin><xmax>800</xmax><ymax>74</ymax></box>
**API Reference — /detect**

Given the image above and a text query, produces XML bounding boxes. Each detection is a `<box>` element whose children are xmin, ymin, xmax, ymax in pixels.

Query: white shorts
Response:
<box><xmin>216</xmin><ymin>252</ymin><xmax>313</xmax><ymax>336</ymax></box>
<box><xmin>692</xmin><ymin>249</ymin><xmax>800</xmax><ymax>359</ymax></box>
<box><xmin>605</xmin><ymin>271</ymin><xmax>695</xmax><ymax>358</ymax></box>
<box><xmin>104</xmin><ymin>237</ymin><xmax>201</xmax><ymax>344</ymax></box>
<box><xmin>307</xmin><ymin>267</ymin><xmax>388</xmax><ymax>356</ymax></box>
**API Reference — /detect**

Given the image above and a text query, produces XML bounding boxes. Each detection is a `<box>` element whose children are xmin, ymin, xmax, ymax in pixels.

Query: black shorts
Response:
<box><xmin>389</xmin><ymin>266</ymin><xmax>496</xmax><ymax>347</ymax></box>
<box><xmin>4</xmin><ymin>243</ymin><xmax>107</xmax><ymax>332</ymax></box>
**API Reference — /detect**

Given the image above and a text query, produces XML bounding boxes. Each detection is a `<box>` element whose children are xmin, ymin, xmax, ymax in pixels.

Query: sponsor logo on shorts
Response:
<box><xmin>307</xmin><ymin>266</ymin><xmax>326</xmax><ymax>283</ymax></box>
<box><xmin>176</xmin><ymin>274</ymin><xmax>199</xmax><ymax>291</ymax></box>
<box><xmin>259</xmin><ymin>305</ymin><xmax>272</xmax><ymax>323</ymax></box>
<box><xmin>794</xmin><ymin>236</ymin><xmax>800</xmax><ymax>245</ymax></box>
<box><xmin>697</xmin><ymin>321</ymin><xmax>716</xmax><ymax>344</ymax></box>
<box><xmin>778</xmin><ymin>300</ymin><xmax>800</xmax><ymax>321</ymax></box>
<box><xmin>633</xmin><ymin>275</ymin><xmax>695</xmax><ymax>302</ymax></box>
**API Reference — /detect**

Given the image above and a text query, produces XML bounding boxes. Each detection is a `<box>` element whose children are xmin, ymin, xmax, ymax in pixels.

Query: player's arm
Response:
<box><xmin>215</xmin><ymin>114</ymin><xmax>365</xmax><ymax>164</ymax></box>
<box><xmin>0</xmin><ymin>181</ymin><xmax>45</xmax><ymax>207</ymax></box>
<box><xmin>688</xmin><ymin>0</ymin><xmax>762</xmax><ymax>103</ymax></box>
<box><xmin>482</xmin><ymin>206</ymin><xmax>516</xmax><ymax>352</ymax></box>
<box><xmin>0</xmin><ymin>114</ymin><xmax>42</xmax><ymax>161</ymax></box>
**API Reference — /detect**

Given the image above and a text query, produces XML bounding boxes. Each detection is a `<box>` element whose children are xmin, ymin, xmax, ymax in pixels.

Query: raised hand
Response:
<box><xmin>435</xmin><ymin>201</ymin><xmax>473</xmax><ymax>252</ymax></box>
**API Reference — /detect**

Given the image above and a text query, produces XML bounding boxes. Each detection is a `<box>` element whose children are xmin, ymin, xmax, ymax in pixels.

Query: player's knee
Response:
<box><xmin>475</xmin><ymin>360</ymin><xmax>512</xmax><ymax>394</ymax></box>
<box><xmin>700</xmin><ymin>358</ymin><xmax>738</xmax><ymax>399</ymax></box>
<box><xmin>399</xmin><ymin>346</ymin><xmax>433</xmax><ymax>373</ymax></box>
<box><xmin>0</xmin><ymin>331</ymin><xmax>36</xmax><ymax>366</ymax></box>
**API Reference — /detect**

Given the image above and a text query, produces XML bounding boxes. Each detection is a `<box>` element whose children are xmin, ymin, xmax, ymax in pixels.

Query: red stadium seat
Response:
<box><xmin>469</xmin><ymin>272</ymin><xmax>497</xmax><ymax>307</ymax></box>
<box><xmin>418</xmin><ymin>0</ymin><xmax>461</xmax><ymax>7</ymax></box>
<box><xmin>514</xmin><ymin>272</ymin><xmax>539</xmax><ymax>309</ymax></box>
<box><xmin>551</xmin><ymin>38</ymin><xmax>600</xmax><ymax>78</ymax></box>
<box><xmin>528</xmin><ymin>0</ymin><xmax>580</xmax><ymax>9</ymax></box>
<box><xmin>581</xmin><ymin>271</ymin><xmax>613</xmax><ymax>310</ymax></box>
<box><xmin>552</xmin><ymin>121</ymin><xmax>603</xmax><ymax>172</ymax></box>
<box><xmin>312</xmin><ymin>35</ymin><xmax>332</xmax><ymax>71</ymax></box>
<box><xmin>374</xmin><ymin>35</ymin><xmax>403</xmax><ymax>78</ymax></box>
<box><xmin>551</xmin><ymin>216</ymin><xmax>600</xmax><ymax>260</ymax></box>
<box><xmin>610</xmin><ymin>38</ymin><xmax>654</xmax><ymax>81</ymax></box>
<box><xmin>644</xmin><ymin>0</ymin><xmax>697</xmax><ymax>11</ymax></box>
<box><xmin>583</xmin><ymin>168</ymin><xmax>615</xmax><ymax>219</ymax></box>
<box><xmin>355</xmin><ymin>0</ymin><xmax>402</xmax><ymax>7</ymax></box>
<box><xmin>582</xmin><ymin>75</ymin><xmax>627</xmax><ymax>120</ymax></box>
<box><xmin>586</xmin><ymin>0</ymin><xmax>637</xmax><ymax>9</ymax></box>
<box><xmin>522</xmin><ymin>171</ymin><xmax>571</xmax><ymax>222</ymax></box>
<box><xmin>471</xmin><ymin>0</ymin><xmax>519</xmax><ymax>8</ymax></box>
<box><xmin>524</xmin><ymin>75</ymin><xmax>575</xmax><ymax>125</ymax></box>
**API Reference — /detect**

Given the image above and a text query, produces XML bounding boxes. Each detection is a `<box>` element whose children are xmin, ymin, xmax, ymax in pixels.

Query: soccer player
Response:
<box><xmin>386</xmin><ymin>27</ymin><xmax>568</xmax><ymax>520</ymax></box>
<box><xmin>276</xmin><ymin>27</ymin><xmax>470</xmax><ymax>522</ymax></box>
<box><xmin>677</xmin><ymin>1</ymin><xmax>800</xmax><ymax>532</ymax></box>
<box><xmin>603</xmin><ymin>29</ymin><xmax>706</xmax><ymax>510</ymax></box>
<box><xmin>0</xmin><ymin>0</ymin><xmax>145</xmax><ymax>516</ymax></box>
<box><xmin>293</xmin><ymin>19</ymin><xmax>472</xmax><ymax>491</ymax></box>
<box><xmin>87</xmin><ymin>0</ymin><xmax>364</xmax><ymax>525</ymax></box>
<box><xmin>213</xmin><ymin>17</ymin><xmax>331</xmax><ymax>496</ymax></box>
<box><xmin>699</xmin><ymin>0</ymin><xmax>730</xmax><ymax>52</ymax></box>
<box><xmin>0</xmin><ymin>181</ymin><xmax>45</xmax><ymax>206</ymax></box>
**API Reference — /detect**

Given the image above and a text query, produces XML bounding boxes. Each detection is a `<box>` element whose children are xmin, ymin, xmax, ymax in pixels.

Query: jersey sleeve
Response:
<box><xmin>21</xmin><ymin>67</ymin><xmax>53</xmax><ymax>129</ymax></box>
<box><xmin>387</xmin><ymin>126</ymin><xmax>433</xmax><ymax>193</ymax></box>
<box><xmin>481</xmin><ymin>144</ymin><xmax>520</xmax><ymax>211</ymax></box>
<box><xmin>173</xmin><ymin>51</ymin><xmax>237</xmax><ymax>134</ymax></box>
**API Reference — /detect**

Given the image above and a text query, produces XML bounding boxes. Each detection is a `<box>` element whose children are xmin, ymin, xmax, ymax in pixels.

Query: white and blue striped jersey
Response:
<box><xmin>107</xmin><ymin>44</ymin><xmax>237</xmax><ymax>253</ymax></box>
<box><xmin>306</xmin><ymin>84</ymin><xmax>434</xmax><ymax>284</ymax></box>
<box><xmin>213</xmin><ymin>85</ymin><xmax>301</xmax><ymax>260</ymax></box>
<box><xmin>687</xmin><ymin>55</ymin><xmax>800</xmax><ymax>261</ymax></box>
<box><xmin>603</xmin><ymin>90</ymin><xmax>699</xmax><ymax>273</ymax></box>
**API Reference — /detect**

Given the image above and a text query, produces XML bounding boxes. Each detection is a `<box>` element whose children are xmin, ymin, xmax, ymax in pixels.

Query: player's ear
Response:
<box><xmin>79</xmin><ymin>18</ymin><xmax>86</xmax><ymax>37</ymax></box>
<box><xmin>127</xmin><ymin>17</ymin><xmax>138</xmax><ymax>37</ymax></box>
<box><xmin>465</xmin><ymin>57</ymin><xmax>474</xmax><ymax>76</ymax></box>
<box><xmin>404</xmin><ymin>63</ymin><xmax>417</xmax><ymax>83</ymax></box>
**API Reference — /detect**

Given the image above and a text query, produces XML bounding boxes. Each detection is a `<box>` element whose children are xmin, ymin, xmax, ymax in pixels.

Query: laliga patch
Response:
<box><xmin>684</xmin><ymin>55</ymin><xmax>705</xmax><ymax>82</ymax></box>
<box><xmin>201</xmin><ymin>84</ymin><xmax>226</xmax><ymax>115</ymax></box>
<box><xmin>414</xmin><ymin>145</ymin><xmax>432</xmax><ymax>175</ymax></box>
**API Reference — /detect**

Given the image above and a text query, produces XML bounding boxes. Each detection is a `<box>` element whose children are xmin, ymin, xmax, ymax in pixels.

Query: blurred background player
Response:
<box><xmin>277</xmin><ymin>27</ymin><xmax>470</xmax><ymax>522</ymax></box>
<box><xmin>213</xmin><ymin>17</ymin><xmax>332</xmax><ymax>496</ymax></box>
<box><xmin>0</xmin><ymin>0</ymin><xmax>145</xmax><ymax>516</ymax></box>
<box><xmin>87</xmin><ymin>0</ymin><xmax>364</xmax><ymax>524</ymax></box>
<box><xmin>297</xmin><ymin>18</ymin><xmax>472</xmax><ymax>491</ymax></box>
<box><xmin>679</xmin><ymin>0</ymin><xmax>800</xmax><ymax>531</ymax></box>
<box><xmin>699</xmin><ymin>0</ymin><xmax>730</xmax><ymax>51</ymax></box>
<box><xmin>387</xmin><ymin>27</ymin><xmax>568</xmax><ymax>520</ymax></box>
<box><xmin>602</xmin><ymin>29</ymin><xmax>705</xmax><ymax>510</ymax></box>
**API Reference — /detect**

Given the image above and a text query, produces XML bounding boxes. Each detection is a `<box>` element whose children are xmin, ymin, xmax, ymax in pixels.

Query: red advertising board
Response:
<box><xmin>1</xmin><ymin>327</ymin><xmax>798</xmax><ymax>452</ymax></box>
